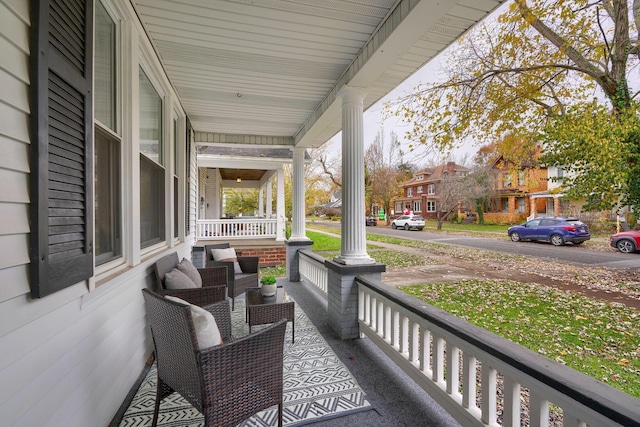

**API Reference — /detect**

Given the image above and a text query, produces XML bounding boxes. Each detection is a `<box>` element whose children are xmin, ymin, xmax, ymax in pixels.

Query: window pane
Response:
<box><xmin>140</xmin><ymin>154</ymin><xmax>165</xmax><ymax>247</ymax></box>
<box><xmin>139</xmin><ymin>68</ymin><xmax>162</xmax><ymax>164</ymax></box>
<box><xmin>173</xmin><ymin>119</ymin><xmax>179</xmax><ymax>239</ymax></box>
<box><xmin>95</xmin><ymin>2</ymin><xmax>116</xmax><ymax>130</ymax></box>
<box><xmin>95</xmin><ymin>129</ymin><xmax>121</xmax><ymax>264</ymax></box>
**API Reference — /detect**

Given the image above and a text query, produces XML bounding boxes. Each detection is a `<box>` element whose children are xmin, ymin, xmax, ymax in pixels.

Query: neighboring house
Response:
<box><xmin>482</xmin><ymin>156</ymin><xmax>548</xmax><ymax>223</ymax></box>
<box><xmin>392</xmin><ymin>162</ymin><xmax>470</xmax><ymax>220</ymax></box>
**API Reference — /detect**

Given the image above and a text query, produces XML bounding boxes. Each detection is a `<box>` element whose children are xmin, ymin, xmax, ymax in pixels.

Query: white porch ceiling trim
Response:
<box><xmin>132</xmin><ymin>0</ymin><xmax>506</xmax><ymax>149</ymax></box>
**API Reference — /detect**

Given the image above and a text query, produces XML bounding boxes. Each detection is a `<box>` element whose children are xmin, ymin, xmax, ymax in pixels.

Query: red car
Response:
<box><xmin>609</xmin><ymin>230</ymin><xmax>640</xmax><ymax>253</ymax></box>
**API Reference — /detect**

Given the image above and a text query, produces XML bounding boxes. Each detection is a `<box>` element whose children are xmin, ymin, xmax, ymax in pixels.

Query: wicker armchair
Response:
<box><xmin>205</xmin><ymin>244</ymin><xmax>259</xmax><ymax>310</ymax></box>
<box><xmin>142</xmin><ymin>289</ymin><xmax>286</xmax><ymax>427</ymax></box>
<box><xmin>154</xmin><ymin>252</ymin><xmax>227</xmax><ymax>306</ymax></box>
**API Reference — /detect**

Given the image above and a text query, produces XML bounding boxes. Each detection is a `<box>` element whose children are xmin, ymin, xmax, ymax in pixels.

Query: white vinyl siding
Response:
<box><xmin>0</xmin><ymin>0</ymin><xmax>31</xmax><ymax>303</ymax></box>
<box><xmin>0</xmin><ymin>1</ymin><xmax>195</xmax><ymax>426</ymax></box>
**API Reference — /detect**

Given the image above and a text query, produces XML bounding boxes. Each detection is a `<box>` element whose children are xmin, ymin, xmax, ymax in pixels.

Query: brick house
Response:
<box><xmin>482</xmin><ymin>156</ymin><xmax>549</xmax><ymax>223</ymax></box>
<box><xmin>392</xmin><ymin>162</ymin><xmax>470</xmax><ymax>219</ymax></box>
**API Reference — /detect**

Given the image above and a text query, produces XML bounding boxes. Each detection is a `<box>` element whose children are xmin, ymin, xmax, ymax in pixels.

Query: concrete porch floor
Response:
<box><xmin>280</xmin><ymin>277</ymin><xmax>460</xmax><ymax>427</ymax></box>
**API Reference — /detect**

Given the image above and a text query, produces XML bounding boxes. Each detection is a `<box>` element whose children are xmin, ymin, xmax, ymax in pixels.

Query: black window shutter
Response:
<box><xmin>29</xmin><ymin>0</ymin><xmax>94</xmax><ymax>298</ymax></box>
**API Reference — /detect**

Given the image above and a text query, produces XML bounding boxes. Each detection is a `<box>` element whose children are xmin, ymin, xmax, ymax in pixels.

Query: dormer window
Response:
<box><xmin>416</xmin><ymin>174</ymin><xmax>423</xmax><ymax>180</ymax></box>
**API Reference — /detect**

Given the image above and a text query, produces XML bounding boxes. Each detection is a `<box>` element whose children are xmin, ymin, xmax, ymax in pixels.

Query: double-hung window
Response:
<box><xmin>139</xmin><ymin>68</ymin><xmax>165</xmax><ymax>248</ymax></box>
<box><xmin>427</xmin><ymin>184</ymin><xmax>435</xmax><ymax>195</ymax></box>
<box><xmin>94</xmin><ymin>1</ymin><xmax>122</xmax><ymax>265</ymax></box>
<box><xmin>427</xmin><ymin>201</ymin><xmax>436</xmax><ymax>212</ymax></box>
<box><xmin>173</xmin><ymin>118</ymin><xmax>179</xmax><ymax>239</ymax></box>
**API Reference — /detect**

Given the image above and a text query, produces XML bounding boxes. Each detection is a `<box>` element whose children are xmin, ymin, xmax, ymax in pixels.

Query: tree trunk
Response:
<box><xmin>475</xmin><ymin>198</ymin><xmax>485</xmax><ymax>225</ymax></box>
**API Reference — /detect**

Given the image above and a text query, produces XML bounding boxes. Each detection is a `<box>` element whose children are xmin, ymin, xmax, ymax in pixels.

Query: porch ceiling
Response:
<box><xmin>132</xmin><ymin>0</ymin><xmax>506</xmax><ymax>148</ymax></box>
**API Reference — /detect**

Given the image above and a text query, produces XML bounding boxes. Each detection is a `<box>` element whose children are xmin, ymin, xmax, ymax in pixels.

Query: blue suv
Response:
<box><xmin>507</xmin><ymin>217</ymin><xmax>590</xmax><ymax>246</ymax></box>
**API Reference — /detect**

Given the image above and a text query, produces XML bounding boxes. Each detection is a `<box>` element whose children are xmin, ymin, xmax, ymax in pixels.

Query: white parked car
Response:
<box><xmin>391</xmin><ymin>215</ymin><xmax>425</xmax><ymax>231</ymax></box>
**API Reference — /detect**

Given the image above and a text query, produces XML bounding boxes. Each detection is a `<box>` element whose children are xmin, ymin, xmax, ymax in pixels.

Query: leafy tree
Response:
<box><xmin>462</xmin><ymin>166</ymin><xmax>499</xmax><ymax>225</ymax></box>
<box><xmin>224</xmin><ymin>188</ymin><xmax>259</xmax><ymax>216</ymax></box>
<box><xmin>434</xmin><ymin>172</ymin><xmax>467</xmax><ymax>229</ymax></box>
<box><xmin>365</xmin><ymin>128</ymin><xmax>406</xmax><ymax>223</ymax></box>
<box><xmin>388</xmin><ymin>0</ymin><xmax>640</xmax><ymax>211</ymax></box>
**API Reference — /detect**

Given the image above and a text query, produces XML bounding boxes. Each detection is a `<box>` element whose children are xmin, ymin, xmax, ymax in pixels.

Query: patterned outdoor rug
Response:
<box><xmin>118</xmin><ymin>297</ymin><xmax>374</xmax><ymax>426</ymax></box>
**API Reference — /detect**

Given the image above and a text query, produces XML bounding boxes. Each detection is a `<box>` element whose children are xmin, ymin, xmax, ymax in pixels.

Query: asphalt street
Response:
<box><xmin>314</xmin><ymin>221</ymin><xmax>639</xmax><ymax>270</ymax></box>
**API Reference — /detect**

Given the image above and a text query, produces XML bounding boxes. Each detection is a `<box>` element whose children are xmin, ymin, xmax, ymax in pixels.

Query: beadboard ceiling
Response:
<box><xmin>132</xmin><ymin>0</ymin><xmax>506</xmax><ymax>148</ymax></box>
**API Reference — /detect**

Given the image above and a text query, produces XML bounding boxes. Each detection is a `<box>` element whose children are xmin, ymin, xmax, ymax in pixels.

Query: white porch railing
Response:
<box><xmin>299</xmin><ymin>250</ymin><xmax>328</xmax><ymax>296</ymax></box>
<box><xmin>356</xmin><ymin>276</ymin><xmax>639</xmax><ymax>427</ymax></box>
<box><xmin>196</xmin><ymin>218</ymin><xmax>277</xmax><ymax>240</ymax></box>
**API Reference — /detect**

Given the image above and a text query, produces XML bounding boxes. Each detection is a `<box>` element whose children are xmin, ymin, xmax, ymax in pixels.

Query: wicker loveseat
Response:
<box><xmin>154</xmin><ymin>251</ymin><xmax>227</xmax><ymax>306</ymax></box>
<box><xmin>205</xmin><ymin>243</ymin><xmax>259</xmax><ymax>310</ymax></box>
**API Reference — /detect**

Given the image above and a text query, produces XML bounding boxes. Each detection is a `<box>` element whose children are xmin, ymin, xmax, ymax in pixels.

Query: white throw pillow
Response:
<box><xmin>210</xmin><ymin>248</ymin><xmax>243</xmax><ymax>275</ymax></box>
<box><xmin>177</xmin><ymin>258</ymin><xmax>203</xmax><ymax>287</ymax></box>
<box><xmin>164</xmin><ymin>268</ymin><xmax>197</xmax><ymax>290</ymax></box>
<box><xmin>165</xmin><ymin>296</ymin><xmax>222</xmax><ymax>349</ymax></box>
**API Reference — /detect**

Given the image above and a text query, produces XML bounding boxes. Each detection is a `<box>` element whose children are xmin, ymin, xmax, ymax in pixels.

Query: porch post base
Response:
<box><xmin>191</xmin><ymin>245</ymin><xmax>206</xmax><ymax>268</ymax></box>
<box><xmin>285</xmin><ymin>240</ymin><xmax>314</xmax><ymax>282</ymax></box>
<box><xmin>325</xmin><ymin>260</ymin><xmax>385</xmax><ymax>339</ymax></box>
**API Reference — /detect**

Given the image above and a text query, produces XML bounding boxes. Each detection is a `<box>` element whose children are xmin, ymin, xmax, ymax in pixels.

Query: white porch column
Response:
<box><xmin>290</xmin><ymin>147</ymin><xmax>309</xmax><ymax>241</ymax></box>
<box><xmin>266</xmin><ymin>179</ymin><xmax>273</xmax><ymax>218</ymax></box>
<box><xmin>215</xmin><ymin>170</ymin><xmax>222</xmax><ymax>218</ymax></box>
<box><xmin>335</xmin><ymin>86</ymin><xmax>374</xmax><ymax>265</ymax></box>
<box><xmin>258</xmin><ymin>186</ymin><xmax>264</xmax><ymax>217</ymax></box>
<box><xmin>276</xmin><ymin>168</ymin><xmax>286</xmax><ymax>241</ymax></box>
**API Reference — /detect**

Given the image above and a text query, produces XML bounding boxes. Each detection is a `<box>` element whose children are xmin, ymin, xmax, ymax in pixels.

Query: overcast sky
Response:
<box><xmin>323</xmin><ymin>2</ymin><xmax>512</xmax><ymax>168</ymax></box>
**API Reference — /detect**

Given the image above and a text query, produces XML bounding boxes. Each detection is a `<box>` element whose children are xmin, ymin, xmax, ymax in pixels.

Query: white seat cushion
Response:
<box><xmin>210</xmin><ymin>248</ymin><xmax>243</xmax><ymax>275</ymax></box>
<box><xmin>165</xmin><ymin>296</ymin><xmax>222</xmax><ymax>349</ymax></box>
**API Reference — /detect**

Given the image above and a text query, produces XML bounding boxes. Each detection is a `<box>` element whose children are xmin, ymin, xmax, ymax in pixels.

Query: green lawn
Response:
<box><xmin>305</xmin><ymin>230</ymin><xmax>430</xmax><ymax>267</ymax></box>
<box><xmin>403</xmin><ymin>279</ymin><xmax>640</xmax><ymax>398</ymax></box>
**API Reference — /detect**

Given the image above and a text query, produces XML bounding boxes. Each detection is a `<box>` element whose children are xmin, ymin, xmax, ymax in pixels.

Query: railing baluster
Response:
<box><xmin>377</xmin><ymin>298</ymin><xmax>384</xmax><ymax>336</ymax></box>
<box><xmin>400</xmin><ymin>314</ymin><xmax>409</xmax><ymax>357</ymax></box>
<box><xmin>420</xmin><ymin>326</ymin><xmax>431</xmax><ymax>375</ymax></box>
<box><xmin>446</xmin><ymin>344</ymin><xmax>460</xmax><ymax>399</ymax></box>
<box><xmin>480</xmin><ymin>364</ymin><xmax>497</xmax><ymax>425</ymax></box>
<box><xmin>502</xmin><ymin>375</ymin><xmax>521</xmax><ymax>427</ymax></box>
<box><xmin>371</xmin><ymin>296</ymin><xmax>378</xmax><ymax>333</ymax></box>
<box><xmin>561</xmin><ymin>411</ymin><xmax>586</xmax><ymax>427</ymax></box>
<box><xmin>432</xmin><ymin>333</ymin><xmax>445</xmax><ymax>386</ymax></box>
<box><xmin>364</xmin><ymin>292</ymin><xmax>371</xmax><ymax>325</ymax></box>
<box><xmin>391</xmin><ymin>307</ymin><xmax>399</xmax><ymax>347</ymax></box>
<box><xmin>529</xmin><ymin>390</ymin><xmax>549</xmax><ymax>427</ymax></box>
<box><xmin>409</xmin><ymin>319</ymin><xmax>419</xmax><ymax>365</ymax></box>
<box><xmin>462</xmin><ymin>353</ymin><xmax>476</xmax><ymax>412</ymax></box>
